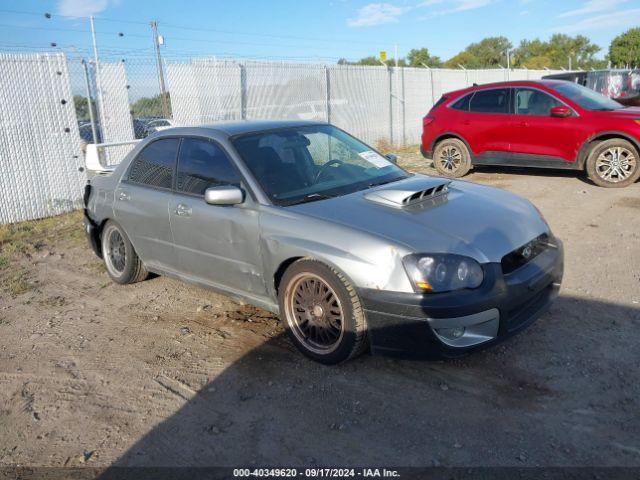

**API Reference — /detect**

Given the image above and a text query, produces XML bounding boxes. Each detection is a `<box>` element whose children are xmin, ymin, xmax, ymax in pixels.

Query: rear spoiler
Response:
<box><xmin>85</xmin><ymin>140</ymin><xmax>141</xmax><ymax>173</ymax></box>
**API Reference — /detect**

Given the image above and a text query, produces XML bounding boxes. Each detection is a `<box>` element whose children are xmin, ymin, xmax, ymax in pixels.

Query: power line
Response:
<box><xmin>0</xmin><ymin>8</ymin><xmax>397</xmax><ymax>47</ymax></box>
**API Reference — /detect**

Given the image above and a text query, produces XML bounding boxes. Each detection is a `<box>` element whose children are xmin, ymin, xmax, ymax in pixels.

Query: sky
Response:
<box><xmin>0</xmin><ymin>0</ymin><xmax>639</xmax><ymax>63</ymax></box>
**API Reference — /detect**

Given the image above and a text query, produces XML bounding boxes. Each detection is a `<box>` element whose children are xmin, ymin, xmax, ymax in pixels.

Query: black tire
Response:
<box><xmin>585</xmin><ymin>138</ymin><xmax>640</xmax><ymax>188</ymax></box>
<box><xmin>278</xmin><ymin>259</ymin><xmax>368</xmax><ymax>365</ymax></box>
<box><xmin>432</xmin><ymin>138</ymin><xmax>472</xmax><ymax>178</ymax></box>
<box><xmin>101</xmin><ymin>220</ymin><xmax>148</xmax><ymax>285</ymax></box>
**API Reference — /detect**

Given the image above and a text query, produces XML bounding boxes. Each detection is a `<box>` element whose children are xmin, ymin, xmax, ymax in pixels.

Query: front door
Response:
<box><xmin>168</xmin><ymin>137</ymin><xmax>265</xmax><ymax>297</ymax></box>
<box><xmin>510</xmin><ymin>87</ymin><xmax>583</xmax><ymax>163</ymax></box>
<box><xmin>114</xmin><ymin>137</ymin><xmax>180</xmax><ymax>272</ymax></box>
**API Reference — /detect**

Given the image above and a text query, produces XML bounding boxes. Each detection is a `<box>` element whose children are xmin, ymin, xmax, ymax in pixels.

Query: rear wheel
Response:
<box><xmin>586</xmin><ymin>139</ymin><xmax>640</xmax><ymax>188</ymax></box>
<box><xmin>101</xmin><ymin>221</ymin><xmax>148</xmax><ymax>284</ymax></box>
<box><xmin>278</xmin><ymin>260</ymin><xmax>368</xmax><ymax>364</ymax></box>
<box><xmin>433</xmin><ymin>138</ymin><xmax>472</xmax><ymax>178</ymax></box>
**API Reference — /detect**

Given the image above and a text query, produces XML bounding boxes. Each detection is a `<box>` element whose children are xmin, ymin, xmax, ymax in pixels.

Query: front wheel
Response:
<box><xmin>432</xmin><ymin>138</ymin><xmax>472</xmax><ymax>178</ymax></box>
<box><xmin>278</xmin><ymin>260</ymin><xmax>368</xmax><ymax>364</ymax></box>
<box><xmin>586</xmin><ymin>139</ymin><xmax>640</xmax><ymax>188</ymax></box>
<box><xmin>101</xmin><ymin>220</ymin><xmax>148</xmax><ymax>284</ymax></box>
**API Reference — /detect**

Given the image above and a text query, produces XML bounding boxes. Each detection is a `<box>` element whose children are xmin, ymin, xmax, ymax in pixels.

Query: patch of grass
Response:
<box><xmin>375</xmin><ymin>140</ymin><xmax>420</xmax><ymax>155</ymax></box>
<box><xmin>0</xmin><ymin>211</ymin><xmax>84</xmax><ymax>259</ymax></box>
<box><xmin>1</xmin><ymin>269</ymin><xmax>32</xmax><ymax>297</ymax></box>
<box><xmin>0</xmin><ymin>256</ymin><xmax>8</xmax><ymax>270</ymax></box>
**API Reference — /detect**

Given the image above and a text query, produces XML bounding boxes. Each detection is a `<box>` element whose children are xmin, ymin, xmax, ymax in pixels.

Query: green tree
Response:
<box><xmin>514</xmin><ymin>34</ymin><xmax>602</xmax><ymax>69</ymax></box>
<box><xmin>73</xmin><ymin>95</ymin><xmax>94</xmax><ymax>121</ymax></box>
<box><xmin>130</xmin><ymin>93</ymin><xmax>171</xmax><ymax>118</ymax></box>
<box><xmin>407</xmin><ymin>48</ymin><xmax>442</xmax><ymax>67</ymax></box>
<box><xmin>609</xmin><ymin>27</ymin><xmax>640</xmax><ymax>67</ymax></box>
<box><xmin>444</xmin><ymin>36</ymin><xmax>512</xmax><ymax>68</ymax></box>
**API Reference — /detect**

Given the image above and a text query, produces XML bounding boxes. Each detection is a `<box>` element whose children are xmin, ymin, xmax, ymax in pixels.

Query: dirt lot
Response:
<box><xmin>1</xmin><ymin>153</ymin><xmax>639</xmax><ymax>470</ymax></box>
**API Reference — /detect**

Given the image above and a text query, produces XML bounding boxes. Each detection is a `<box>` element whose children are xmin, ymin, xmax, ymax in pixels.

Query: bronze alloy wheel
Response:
<box><xmin>283</xmin><ymin>272</ymin><xmax>345</xmax><ymax>355</ymax></box>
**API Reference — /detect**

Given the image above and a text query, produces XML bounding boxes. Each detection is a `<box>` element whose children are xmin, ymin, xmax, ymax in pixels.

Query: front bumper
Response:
<box><xmin>359</xmin><ymin>240</ymin><xmax>564</xmax><ymax>359</ymax></box>
<box><xmin>83</xmin><ymin>212</ymin><xmax>102</xmax><ymax>259</ymax></box>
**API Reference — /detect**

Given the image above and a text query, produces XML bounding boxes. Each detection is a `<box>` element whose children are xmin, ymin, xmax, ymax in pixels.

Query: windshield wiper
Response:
<box><xmin>366</xmin><ymin>177</ymin><xmax>403</xmax><ymax>189</ymax></box>
<box><xmin>281</xmin><ymin>193</ymin><xmax>333</xmax><ymax>206</ymax></box>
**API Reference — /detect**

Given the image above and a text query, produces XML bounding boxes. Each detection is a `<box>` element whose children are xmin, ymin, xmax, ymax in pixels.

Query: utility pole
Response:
<box><xmin>151</xmin><ymin>21</ymin><xmax>170</xmax><ymax>119</ymax></box>
<box><xmin>81</xmin><ymin>59</ymin><xmax>98</xmax><ymax>144</ymax></box>
<box><xmin>89</xmin><ymin>16</ymin><xmax>103</xmax><ymax>139</ymax></box>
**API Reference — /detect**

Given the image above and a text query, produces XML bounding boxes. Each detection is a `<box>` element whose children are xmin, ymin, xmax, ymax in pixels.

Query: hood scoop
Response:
<box><xmin>363</xmin><ymin>177</ymin><xmax>451</xmax><ymax>208</ymax></box>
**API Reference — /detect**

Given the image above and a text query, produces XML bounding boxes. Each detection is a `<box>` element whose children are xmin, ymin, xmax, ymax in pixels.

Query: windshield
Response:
<box><xmin>551</xmin><ymin>82</ymin><xmax>625</xmax><ymax>111</ymax></box>
<box><xmin>232</xmin><ymin>125</ymin><xmax>410</xmax><ymax>206</ymax></box>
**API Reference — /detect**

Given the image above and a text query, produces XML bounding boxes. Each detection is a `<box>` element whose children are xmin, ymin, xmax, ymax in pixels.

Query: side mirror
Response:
<box><xmin>204</xmin><ymin>185</ymin><xmax>244</xmax><ymax>206</ymax></box>
<box><xmin>385</xmin><ymin>153</ymin><xmax>398</xmax><ymax>163</ymax></box>
<box><xmin>550</xmin><ymin>106</ymin><xmax>572</xmax><ymax>118</ymax></box>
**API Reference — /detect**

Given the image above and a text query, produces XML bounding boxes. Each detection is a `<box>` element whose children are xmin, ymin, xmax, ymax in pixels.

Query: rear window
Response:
<box><xmin>127</xmin><ymin>138</ymin><xmax>179</xmax><ymax>189</ymax></box>
<box><xmin>432</xmin><ymin>95</ymin><xmax>448</xmax><ymax>109</ymax></box>
<box><xmin>469</xmin><ymin>88</ymin><xmax>509</xmax><ymax>113</ymax></box>
<box><xmin>451</xmin><ymin>93</ymin><xmax>472</xmax><ymax>111</ymax></box>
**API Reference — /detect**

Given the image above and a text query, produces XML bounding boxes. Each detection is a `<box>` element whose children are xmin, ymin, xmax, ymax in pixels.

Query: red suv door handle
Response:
<box><xmin>518</xmin><ymin>121</ymin><xmax>529</xmax><ymax>127</ymax></box>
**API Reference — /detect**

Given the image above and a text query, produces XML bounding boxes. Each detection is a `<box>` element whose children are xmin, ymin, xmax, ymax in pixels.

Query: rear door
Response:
<box><xmin>462</xmin><ymin>88</ymin><xmax>512</xmax><ymax>159</ymax></box>
<box><xmin>510</xmin><ymin>87</ymin><xmax>583</xmax><ymax>162</ymax></box>
<box><xmin>114</xmin><ymin>137</ymin><xmax>179</xmax><ymax>271</ymax></box>
<box><xmin>168</xmin><ymin>137</ymin><xmax>265</xmax><ymax>296</ymax></box>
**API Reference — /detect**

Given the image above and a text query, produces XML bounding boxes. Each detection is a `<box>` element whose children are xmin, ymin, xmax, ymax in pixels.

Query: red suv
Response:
<box><xmin>421</xmin><ymin>80</ymin><xmax>640</xmax><ymax>187</ymax></box>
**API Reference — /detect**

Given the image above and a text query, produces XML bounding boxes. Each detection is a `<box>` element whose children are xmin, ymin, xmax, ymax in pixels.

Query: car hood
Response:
<box><xmin>288</xmin><ymin>175</ymin><xmax>549</xmax><ymax>264</ymax></box>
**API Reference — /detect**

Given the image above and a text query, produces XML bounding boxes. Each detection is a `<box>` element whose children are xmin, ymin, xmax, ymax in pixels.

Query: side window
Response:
<box><xmin>468</xmin><ymin>89</ymin><xmax>508</xmax><ymax>114</ymax></box>
<box><xmin>451</xmin><ymin>93</ymin><xmax>471</xmax><ymax>111</ymax></box>
<box><xmin>127</xmin><ymin>138</ymin><xmax>179</xmax><ymax>189</ymax></box>
<box><xmin>176</xmin><ymin>138</ymin><xmax>241</xmax><ymax>195</ymax></box>
<box><xmin>515</xmin><ymin>88</ymin><xmax>563</xmax><ymax>115</ymax></box>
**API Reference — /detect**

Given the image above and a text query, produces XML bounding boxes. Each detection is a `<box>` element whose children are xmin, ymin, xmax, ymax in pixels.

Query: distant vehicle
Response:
<box><xmin>132</xmin><ymin>118</ymin><xmax>150</xmax><ymax>139</ymax></box>
<box><xmin>78</xmin><ymin>122</ymin><xmax>102</xmax><ymax>153</ymax></box>
<box><xmin>145</xmin><ymin>118</ymin><xmax>174</xmax><ymax>136</ymax></box>
<box><xmin>543</xmin><ymin>69</ymin><xmax>640</xmax><ymax>107</ymax></box>
<box><xmin>422</xmin><ymin>80</ymin><xmax>640</xmax><ymax>188</ymax></box>
<box><xmin>83</xmin><ymin>120</ymin><xmax>563</xmax><ymax>364</ymax></box>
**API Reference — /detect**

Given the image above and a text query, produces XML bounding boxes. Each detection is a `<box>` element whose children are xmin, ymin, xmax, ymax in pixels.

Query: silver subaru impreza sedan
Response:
<box><xmin>83</xmin><ymin>120</ymin><xmax>563</xmax><ymax>364</ymax></box>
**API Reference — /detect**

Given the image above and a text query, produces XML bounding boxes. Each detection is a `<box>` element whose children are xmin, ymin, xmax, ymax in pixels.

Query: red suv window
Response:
<box><xmin>468</xmin><ymin>89</ymin><xmax>509</xmax><ymax>113</ymax></box>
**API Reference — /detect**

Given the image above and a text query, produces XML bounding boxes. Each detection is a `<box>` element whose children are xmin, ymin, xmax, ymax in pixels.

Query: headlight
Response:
<box><xmin>402</xmin><ymin>253</ymin><xmax>484</xmax><ymax>293</ymax></box>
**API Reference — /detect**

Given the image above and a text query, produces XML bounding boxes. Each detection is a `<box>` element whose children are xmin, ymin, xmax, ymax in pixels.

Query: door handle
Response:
<box><xmin>117</xmin><ymin>191</ymin><xmax>130</xmax><ymax>201</ymax></box>
<box><xmin>518</xmin><ymin>121</ymin><xmax>529</xmax><ymax>127</ymax></box>
<box><xmin>175</xmin><ymin>203</ymin><xmax>192</xmax><ymax>217</ymax></box>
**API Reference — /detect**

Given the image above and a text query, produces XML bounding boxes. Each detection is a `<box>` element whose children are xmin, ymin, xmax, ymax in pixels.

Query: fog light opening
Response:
<box><xmin>437</xmin><ymin>326</ymin><xmax>466</xmax><ymax>340</ymax></box>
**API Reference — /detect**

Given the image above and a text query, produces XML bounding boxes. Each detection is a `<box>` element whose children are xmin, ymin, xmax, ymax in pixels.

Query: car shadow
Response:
<box><xmin>471</xmin><ymin>165</ymin><xmax>594</xmax><ymax>184</ymax></box>
<box><xmin>95</xmin><ymin>294</ymin><xmax>640</xmax><ymax>471</ymax></box>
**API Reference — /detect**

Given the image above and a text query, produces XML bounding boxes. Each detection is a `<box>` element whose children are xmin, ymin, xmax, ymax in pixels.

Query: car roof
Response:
<box><xmin>445</xmin><ymin>79</ymin><xmax>566</xmax><ymax>96</ymax></box>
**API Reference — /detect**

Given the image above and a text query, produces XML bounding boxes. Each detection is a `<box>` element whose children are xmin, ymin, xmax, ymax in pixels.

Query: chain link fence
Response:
<box><xmin>1</xmin><ymin>50</ymin><xmax>562</xmax><ymax>223</ymax></box>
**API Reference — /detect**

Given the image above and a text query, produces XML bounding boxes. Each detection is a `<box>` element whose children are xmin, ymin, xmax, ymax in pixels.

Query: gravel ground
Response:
<box><xmin>0</xmin><ymin>153</ymin><xmax>639</xmax><ymax>469</ymax></box>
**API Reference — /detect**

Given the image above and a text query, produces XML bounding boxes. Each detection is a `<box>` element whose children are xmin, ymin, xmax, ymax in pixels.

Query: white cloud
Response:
<box><xmin>419</xmin><ymin>0</ymin><xmax>494</xmax><ymax>18</ymax></box>
<box><xmin>348</xmin><ymin>0</ymin><xmax>494</xmax><ymax>27</ymax></box>
<box><xmin>57</xmin><ymin>0</ymin><xmax>109</xmax><ymax>17</ymax></box>
<box><xmin>347</xmin><ymin>3</ymin><xmax>409</xmax><ymax>27</ymax></box>
<box><xmin>555</xmin><ymin>8</ymin><xmax>640</xmax><ymax>32</ymax></box>
<box><xmin>558</xmin><ymin>0</ymin><xmax>628</xmax><ymax>18</ymax></box>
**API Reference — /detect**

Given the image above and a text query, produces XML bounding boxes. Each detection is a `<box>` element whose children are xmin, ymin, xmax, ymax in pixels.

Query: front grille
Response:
<box><xmin>501</xmin><ymin>233</ymin><xmax>552</xmax><ymax>275</ymax></box>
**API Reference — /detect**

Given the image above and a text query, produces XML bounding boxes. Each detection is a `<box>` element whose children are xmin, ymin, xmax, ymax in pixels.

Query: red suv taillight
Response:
<box><xmin>423</xmin><ymin>116</ymin><xmax>434</xmax><ymax>128</ymax></box>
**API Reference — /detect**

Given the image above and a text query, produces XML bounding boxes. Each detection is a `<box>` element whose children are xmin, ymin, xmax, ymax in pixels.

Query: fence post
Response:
<box><xmin>324</xmin><ymin>65</ymin><xmax>331</xmax><ymax>123</ymax></box>
<box><xmin>421</xmin><ymin>63</ymin><xmax>435</xmax><ymax>107</ymax></box>
<box><xmin>388</xmin><ymin>65</ymin><xmax>394</xmax><ymax>146</ymax></box>
<box><xmin>239</xmin><ymin>62</ymin><xmax>247</xmax><ymax>120</ymax></box>
<box><xmin>401</xmin><ymin>66</ymin><xmax>406</xmax><ymax>146</ymax></box>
